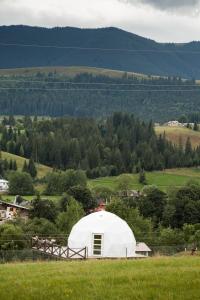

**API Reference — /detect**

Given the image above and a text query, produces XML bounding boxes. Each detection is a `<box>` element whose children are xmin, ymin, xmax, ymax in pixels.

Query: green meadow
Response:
<box><xmin>89</xmin><ymin>168</ymin><xmax>200</xmax><ymax>192</ymax></box>
<box><xmin>0</xmin><ymin>257</ymin><xmax>200</xmax><ymax>300</ymax></box>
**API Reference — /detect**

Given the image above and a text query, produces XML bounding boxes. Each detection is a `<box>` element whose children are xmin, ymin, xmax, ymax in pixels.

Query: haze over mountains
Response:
<box><xmin>0</xmin><ymin>25</ymin><xmax>200</xmax><ymax>78</ymax></box>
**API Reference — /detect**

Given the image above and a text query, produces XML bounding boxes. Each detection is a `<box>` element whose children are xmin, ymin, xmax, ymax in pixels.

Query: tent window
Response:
<box><xmin>93</xmin><ymin>234</ymin><xmax>102</xmax><ymax>256</ymax></box>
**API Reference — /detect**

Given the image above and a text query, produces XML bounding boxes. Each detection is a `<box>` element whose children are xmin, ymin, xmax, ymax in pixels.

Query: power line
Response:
<box><xmin>0</xmin><ymin>87</ymin><xmax>199</xmax><ymax>92</ymax></box>
<box><xmin>0</xmin><ymin>42</ymin><xmax>200</xmax><ymax>54</ymax></box>
<box><xmin>0</xmin><ymin>79</ymin><xmax>199</xmax><ymax>87</ymax></box>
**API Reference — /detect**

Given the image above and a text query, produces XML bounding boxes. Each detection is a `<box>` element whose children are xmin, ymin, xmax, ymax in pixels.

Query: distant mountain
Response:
<box><xmin>0</xmin><ymin>25</ymin><xmax>200</xmax><ymax>78</ymax></box>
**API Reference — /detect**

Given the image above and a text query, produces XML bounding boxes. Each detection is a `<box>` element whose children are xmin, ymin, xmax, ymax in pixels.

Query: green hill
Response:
<box><xmin>0</xmin><ymin>257</ymin><xmax>199</xmax><ymax>300</ymax></box>
<box><xmin>155</xmin><ymin>126</ymin><xmax>200</xmax><ymax>148</ymax></box>
<box><xmin>1</xmin><ymin>151</ymin><xmax>52</xmax><ymax>178</ymax></box>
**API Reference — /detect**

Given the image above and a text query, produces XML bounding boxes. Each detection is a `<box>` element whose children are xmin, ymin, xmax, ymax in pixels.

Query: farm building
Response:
<box><xmin>0</xmin><ymin>179</ymin><xmax>9</xmax><ymax>192</ymax></box>
<box><xmin>136</xmin><ymin>243</ymin><xmax>152</xmax><ymax>257</ymax></box>
<box><xmin>68</xmin><ymin>211</ymin><xmax>137</xmax><ymax>258</ymax></box>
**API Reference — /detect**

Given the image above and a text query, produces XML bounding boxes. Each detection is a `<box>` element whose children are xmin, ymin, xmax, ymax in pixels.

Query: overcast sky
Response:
<box><xmin>0</xmin><ymin>0</ymin><xmax>200</xmax><ymax>42</ymax></box>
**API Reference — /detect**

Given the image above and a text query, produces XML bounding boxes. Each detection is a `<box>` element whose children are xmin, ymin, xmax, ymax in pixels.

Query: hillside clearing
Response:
<box><xmin>1</xmin><ymin>151</ymin><xmax>52</xmax><ymax>179</ymax></box>
<box><xmin>155</xmin><ymin>126</ymin><xmax>200</xmax><ymax>148</ymax></box>
<box><xmin>0</xmin><ymin>257</ymin><xmax>199</xmax><ymax>300</ymax></box>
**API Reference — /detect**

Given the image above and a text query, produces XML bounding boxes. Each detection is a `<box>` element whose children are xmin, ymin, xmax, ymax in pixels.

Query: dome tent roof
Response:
<box><xmin>68</xmin><ymin>211</ymin><xmax>136</xmax><ymax>258</ymax></box>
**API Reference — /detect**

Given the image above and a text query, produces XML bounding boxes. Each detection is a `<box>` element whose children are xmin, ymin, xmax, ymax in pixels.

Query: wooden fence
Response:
<box><xmin>31</xmin><ymin>237</ymin><xmax>87</xmax><ymax>260</ymax></box>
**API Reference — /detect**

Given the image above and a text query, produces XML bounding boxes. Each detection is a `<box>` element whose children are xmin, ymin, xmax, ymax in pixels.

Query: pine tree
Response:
<box><xmin>19</xmin><ymin>145</ymin><xmax>24</xmax><ymax>157</ymax></box>
<box><xmin>22</xmin><ymin>160</ymin><xmax>29</xmax><ymax>173</ymax></box>
<box><xmin>193</xmin><ymin>122</ymin><xmax>198</xmax><ymax>131</ymax></box>
<box><xmin>13</xmin><ymin>160</ymin><xmax>17</xmax><ymax>171</ymax></box>
<box><xmin>139</xmin><ymin>169</ymin><xmax>147</xmax><ymax>185</ymax></box>
<box><xmin>28</xmin><ymin>158</ymin><xmax>37</xmax><ymax>178</ymax></box>
<box><xmin>9</xmin><ymin>159</ymin><xmax>13</xmax><ymax>170</ymax></box>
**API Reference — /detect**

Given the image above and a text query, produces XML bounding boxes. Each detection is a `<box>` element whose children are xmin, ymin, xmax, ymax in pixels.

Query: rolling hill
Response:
<box><xmin>0</xmin><ymin>25</ymin><xmax>200</xmax><ymax>78</ymax></box>
<box><xmin>155</xmin><ymin>126</ymin><xmax>200</xmax><ymax>148</ymax></box>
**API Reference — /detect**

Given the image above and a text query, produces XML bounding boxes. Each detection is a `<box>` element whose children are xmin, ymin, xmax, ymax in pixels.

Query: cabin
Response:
<box><xmin>0</xmin><ymin>179</ymin><xmax>9</xmax><ymax>193</ymax></box>
<box><xmin>68</xmin><ymin>211</ymin><xmax>137</xmax><ymax>258</ymax></box>
<box><xmin>136</xmin><ymin>242</ymin><xmax>152</xmax><ymax>257</ymax></box>
<box><xmin>0</xmin><ymin>200</ymin><xmax>29</xmax><ymax>222</ymax></box>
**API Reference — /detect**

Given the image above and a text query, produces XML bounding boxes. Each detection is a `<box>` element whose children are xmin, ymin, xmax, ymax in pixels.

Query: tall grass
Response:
<box><xmin>0</xmin><ymin>257</ymin><xmax>200</xmax><ymax>300</ymax></box>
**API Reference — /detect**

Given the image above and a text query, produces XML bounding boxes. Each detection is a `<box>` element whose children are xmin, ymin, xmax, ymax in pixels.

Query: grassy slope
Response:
<box><xmin>0</xmin><ymin>257</ymin><xmax>200</xmax><ymax>300</ymax></box>
<box><xmin>1</xmin><ymin>151</ymin><xmax>52</xmax><ymax>179</ymax></box>
<box><xmin>155</xmin><ymin>126</ymin><xmax>200</xmax><ymax>148</ymax></box>
<box><xmin>0</xmin><ymin>66</ymin><xmax>154</xmax><ymax>79</ymax></box>
<box><xmin>89</xmin><ymin>168</ymin><xmax>200</xmax><ymax>191</ymax></box>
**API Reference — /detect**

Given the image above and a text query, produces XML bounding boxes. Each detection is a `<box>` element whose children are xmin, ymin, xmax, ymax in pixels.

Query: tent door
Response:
<box><xmin>92</xmin><ymin>233</ymin><xmax>103</xmax><ymax>257</ymax></box>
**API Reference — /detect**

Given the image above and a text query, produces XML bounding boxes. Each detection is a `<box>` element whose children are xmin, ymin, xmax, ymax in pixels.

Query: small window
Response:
<box><xmin>93</xmin><ymin>234</ymin><xmax>103</xmax><ymax>256</ymax></box>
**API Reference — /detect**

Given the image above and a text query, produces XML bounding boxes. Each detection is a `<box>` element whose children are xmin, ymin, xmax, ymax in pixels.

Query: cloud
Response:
<box><xmin>0</xmin><ymin>0</ymin><xmax>200</xmax><ymax>42</ymax></box>
<box><xmin>125</xmin><ymin>0</ymin><xmax>200</xmax><ymax>10</ymax></box>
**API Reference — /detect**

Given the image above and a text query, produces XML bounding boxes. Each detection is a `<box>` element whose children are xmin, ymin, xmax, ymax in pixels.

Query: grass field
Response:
<box><xmin>1</xmin><ymin>151</ymin><xmax>52</xmax><ymax>179</ymax></box>
<box><xmin>89</xmin><ymin>168</ymin><xmax>200</xmax><ymax>191</ymax></box>
<box><xmin>155</xmin><ymin>126</ymin><xmax>200</xmax><ymax>148</ymax></box>
<box><xmin>0</xmin><ymin>65</ymin><xmax>153</xmax><ymax>79</ymax></box>
<box><xmin>0</xmin><ymin>257</ymin><xmax>200</xmax><ymax>300</ymax></box>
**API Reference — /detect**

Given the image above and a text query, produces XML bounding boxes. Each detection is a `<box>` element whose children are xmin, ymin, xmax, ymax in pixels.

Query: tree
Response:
<box><xmin>139</xmin><ymin>169</ymin><xmax>147</xmax><ymax>185</ymax></box>
<box><xmin>45</xmin><ymin>170</ymin><xmax>87</xmax><ymax>195</ymax></box>
<box><xmin>56</xmin><ymin>198</ymin><xmax>84</xmax><ymax>234</ymax></box>
<box><xmin>30</xmin><ymin>196</ymin><xmax>58</xmax><ymax>222</ymax></box>
<box><xmin>24</xmin><ymin>217</ymin><xmax>58</xmax><ymax>237</ymax></box>
<box><xmin>68</xmin><ymin>185</ymin><xmax>96</xmax><ymax>210</ymax></box>
<box><xmin>28</xmin><ymin>158</ymin><xmax>37</xmax><ymax>178</ymax></box>
<box><xmin>22</xmin><ymin>160</ymin><xmax>29</xmax><ymax>173</ymax></box>
<box><xmin>117</xmin><ymin>174</ymin><xmax>132</xmax><ymax>196</ymax></box>
<box><xmin>0</xmin><ymin>223</ymin><xmax>26</xmax><ymax>250</ymax></box>
<box><xmin>61</xmin><ymin>170</ymin><xmax>87</xmax><ymax>191</ymax></box>
<box><xmin>9</xmin><ymin>171</ymin><xmax>34</xmax><ymax>195</ymax></box>
<box><xmin>13</xmin><ymin>160</ymin><xmax>17</xmax><ymax>171</ymax></box>
<box><xmin>139</xmin><ymin>186</ymin><xmax>167</xmax><ymax>226</ymax></box>
<box><xmin>19</xmin><ymin>145</ymin><xmax>24</xmax><ymax>157</ymax></box>
<box><xmin>193</xmin><ymin>122</ymin><xmax>198</xmax><ymax>131</ymax></box>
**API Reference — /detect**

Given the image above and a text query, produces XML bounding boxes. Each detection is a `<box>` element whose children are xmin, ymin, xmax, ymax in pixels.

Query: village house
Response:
<box><xmin>0</xmin><ymin>179</ymin><xmax>9</xmax><ymax>193</ymax></box>
<box><xmin>0</xmin><ymin>199</ymin><xmax>30</xmax><ymax>223</ymax></box>
<box><xmin>167</xmin><ymin>120</ymin><xmax>183</xmax><ymax>127</ymax></box>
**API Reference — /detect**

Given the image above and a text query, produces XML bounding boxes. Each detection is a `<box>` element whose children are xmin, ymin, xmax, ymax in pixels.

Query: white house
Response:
<box><xmin>0</xmin><ymin>179</ymin><xmax>9</xmax><ymax>192</ymax></box>
<box><xmin>68</xmin><ymin>211</ymin><xmax>137</xmax><ymax>258</ymax></box>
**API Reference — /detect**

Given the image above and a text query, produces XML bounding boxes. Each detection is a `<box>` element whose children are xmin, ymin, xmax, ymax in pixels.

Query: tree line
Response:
<box><xmin>0</xmin><ymin>113</ymin><xmax>200</xmax><ymax>178</ymax></box>
<box><xmin>0</xmin><ymin>72</ymin><xmax>199</xmax><ymax>121</ymax></box>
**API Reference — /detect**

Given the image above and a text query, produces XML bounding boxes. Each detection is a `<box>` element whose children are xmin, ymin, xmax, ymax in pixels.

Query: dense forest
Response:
<box><xmin>0</xmin><ymin>113</ymin><xmax>200</xmax><ymax>178</ymax></box>
<box><xmin>0</xmin><ymin>72</ymin><xmax>200</xmax><ymax>121</ymax></box>
<box><xmin>1</xmin><ymin>25</ymin><xmax>200</xmax><ymax>78</ymax></box>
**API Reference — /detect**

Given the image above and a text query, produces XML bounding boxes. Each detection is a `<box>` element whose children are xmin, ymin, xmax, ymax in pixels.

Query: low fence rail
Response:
<box><xmin>31</xmin><ymin>237</ymin><xmax>87</xmax><ymax>260</ymax></box>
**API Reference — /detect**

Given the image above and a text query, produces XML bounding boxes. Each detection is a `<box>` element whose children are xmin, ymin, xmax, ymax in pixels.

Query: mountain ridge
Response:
<box><xmin>0</xmin><ymin>25</ymin><xmax>200</xmax><ymax>78</ymax></box>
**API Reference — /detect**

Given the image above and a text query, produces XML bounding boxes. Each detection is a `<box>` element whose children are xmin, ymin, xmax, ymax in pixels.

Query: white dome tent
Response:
<box><xmin>68</xmin><ymin>211</ymin><xmax>136</xmax><ymax>258</ymax></box>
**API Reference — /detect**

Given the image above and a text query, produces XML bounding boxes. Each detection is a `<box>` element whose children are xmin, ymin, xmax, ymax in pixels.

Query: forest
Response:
<box><xmin>0</xmin><ymin>72</ymin><xmax>200</xmax><ymax>121</ymax></box>
<box><xmin>0</xmin><ymin>113</ymin><xmax>199</xmax><ymax>179</ymax></box>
